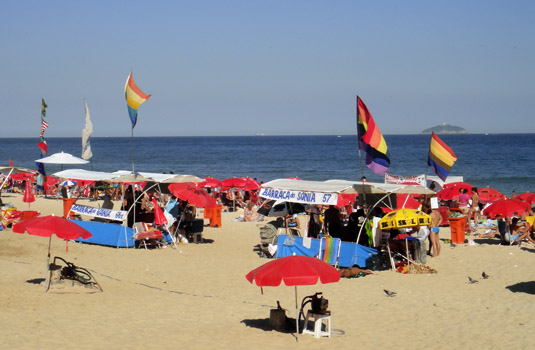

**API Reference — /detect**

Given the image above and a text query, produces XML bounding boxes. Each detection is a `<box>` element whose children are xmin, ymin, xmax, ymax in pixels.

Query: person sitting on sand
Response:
<box><xmin>285</xmin><ymin>213</ymin><xmax>300</xmax><ymax>229</ymax></box>
<box><xmin>244</xmin><ymin>202</ymin><xmax>260</xmax><ymax>222</ymax></box>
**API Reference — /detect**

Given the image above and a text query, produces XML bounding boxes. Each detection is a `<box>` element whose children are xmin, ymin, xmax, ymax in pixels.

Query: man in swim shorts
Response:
<box><xmin>429</xmin><ymin>201</ymin><xmax>442</xmax><ymax>257</ymax></box>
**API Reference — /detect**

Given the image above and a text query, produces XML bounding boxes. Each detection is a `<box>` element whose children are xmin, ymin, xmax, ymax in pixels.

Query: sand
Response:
<box><xmin>1</xmin><ymin>192</ymin><xmax>534</xmax><ymax>349</ymax></box>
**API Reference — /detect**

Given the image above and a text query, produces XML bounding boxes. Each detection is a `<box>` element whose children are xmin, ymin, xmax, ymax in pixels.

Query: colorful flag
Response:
<box><xmin>37</xmin><ymin>141</ymin><xmax>48</xmax><ymax>155</ymax></box>
<box><xmin>356</xmin><ymin>96</ymin><xmax>390</xmax><ymax>175</ymax></box>
<box><xmin>41</xmin><ymin>98</ymin><xmax>47</xmax><ymax>117</ymax></box>
<box><xmin>125</xmin><ymin>72</ymin><xmax>151</xmax><ymax>128</ymax></box>
<box><xmin>81</xmin><ymin>100</ymin><xmax>93</xmax><ymax>160</ymax></box>
<box><xmin>428</xmin><ymin>132</ymin><xmax>457</xmax><ymax>181</ymax></box>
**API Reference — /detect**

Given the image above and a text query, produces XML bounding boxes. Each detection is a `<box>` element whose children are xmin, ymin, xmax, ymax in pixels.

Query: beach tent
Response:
<box><xmin>73</xmin><ymin>220</ymin><xmax>134</xmax><ymax>248</ymax></box>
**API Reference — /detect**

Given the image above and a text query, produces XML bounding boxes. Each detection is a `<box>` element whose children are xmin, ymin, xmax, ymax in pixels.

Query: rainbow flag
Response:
<box><xmin>356</xmin><ymin>96</ymin><xmax>390</xmax><ymax>175</ymax></box>
<box><xmin>428</xmin><ymin>132</ymin><xmax>457</xmax><ymax>181</ymax></box>
<box><xmin>125</xmin><ymin>72</ymin><xmax>151</xmax><ymax>128</ymax></box>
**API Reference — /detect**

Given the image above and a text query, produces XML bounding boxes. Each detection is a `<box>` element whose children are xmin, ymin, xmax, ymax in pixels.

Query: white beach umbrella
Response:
<box><xmin>35</xmin><ymin>152</ymin><xmax>89</xmax><ymax>165</ymax></box>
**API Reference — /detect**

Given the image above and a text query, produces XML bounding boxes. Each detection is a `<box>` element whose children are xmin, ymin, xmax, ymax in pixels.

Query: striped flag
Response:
<box><xmin>356</xmin><ymin>96</ymin><xmax>390</xmax><ymax>175</ymax></box>
<box><xmin>428</xmin><ymin>132</ymin><xmax>457</xmax><ymax>181</ymax></box>
<box><xmin>40</xmin><ymin>119</ymin><xmax>49</xmax><ymax>136</ymax></box>
<box><xmin>125</xmin><ymin>72</ymin><xmax>151</xmax><ymax>129</ymax></box>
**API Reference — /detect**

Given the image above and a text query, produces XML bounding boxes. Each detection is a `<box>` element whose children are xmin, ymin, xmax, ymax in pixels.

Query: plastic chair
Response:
<box><xmin>302</xmin><ymin>311</ymin><xmax>331</xmax><ymax>338</ymax></box>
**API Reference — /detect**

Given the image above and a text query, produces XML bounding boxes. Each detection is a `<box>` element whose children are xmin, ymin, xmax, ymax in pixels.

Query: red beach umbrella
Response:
<box><xmin>198</xmin><ymin>177</ymin><xmax>222</xmax><ymax>189</ymax></box>
<box><xmin>337</xmin><ymin>193</ymin><xmax>357</xmax><ymax>207</ymax></box>
<box><xmin>23</xmin><ymin>180</ymin><xmax>35</xmax><ymax>206</ymax></box>
<box><xmin>437</xmin><ymin>182</ymin><xmax>474</xmax><ymax>201</ymax></box>
<box><xmin>152</xmin><ymin>198</ymin><xmax>167</xmax><ymax>226</ymax></box>
<box><xmin>222</xmin><ymin>177</ymin><xmax>261</xmax><ymax>191</ymax></box>
<box><xmin>515</xmin><ymin>192</ymin><xmax>535</xmax><ymax>204</ymax></box>
<box><xmin>483</xmin><ymin>199</ymin><xmax>531</xmax><ymax>219</ymax></box>
<box><xmin>478</xmin><ymin>187</ymin><xmax>506</xmax><ymax>204</ymax></box>
<box><xmin>246</xmin><ymin>255</ymin><xmax>340</xmax><ymax>339</ymax></box>
<box><xmin>13</xmin><ymin>215</ymin><xmax>92</xmax><ymax>261</ymax></box>
<box><xmin>169</xmin><ymin>183</ymin><xmax>217</xmax><ymax>208</ymax></box>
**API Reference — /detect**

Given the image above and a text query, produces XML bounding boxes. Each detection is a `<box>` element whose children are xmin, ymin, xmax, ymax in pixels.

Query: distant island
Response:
<box><xmin>421</xmin><ymin>123</ymin><xmax>467</xmax><ymax>134</ymax></box>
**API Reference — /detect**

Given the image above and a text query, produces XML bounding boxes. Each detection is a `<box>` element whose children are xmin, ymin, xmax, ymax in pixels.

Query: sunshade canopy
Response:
<box><xmin>35</xmin><ymin>152</ymin><xmax>89</xmax><ymax>165</ymax></box>
<box><xmin>259</xmin><ymin>179</ymin><xmax>434</xmax><ymax>206</ymax></box>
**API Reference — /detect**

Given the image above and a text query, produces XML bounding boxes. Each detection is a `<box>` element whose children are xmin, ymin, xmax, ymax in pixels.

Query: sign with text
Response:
<box><xmin>70</xmin><ymin>204</ymin><xmax>127</xmax><ymax>221</ymax></box>
<box><xmin>259</xmin><ymin>188</ymin><xmax>338</xmax><ymax>206</ymax></box>
<box><xmin>384</xmin><ymin>173</ymin><xmax>426</xmax><ymax>186</ymax></box>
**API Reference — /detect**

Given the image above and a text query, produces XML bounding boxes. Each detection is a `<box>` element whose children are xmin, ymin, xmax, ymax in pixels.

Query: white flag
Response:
<box><xmin>81</xmin><ymin>100</ymin><xmax>93</xmax><ymax>160</ymax></box>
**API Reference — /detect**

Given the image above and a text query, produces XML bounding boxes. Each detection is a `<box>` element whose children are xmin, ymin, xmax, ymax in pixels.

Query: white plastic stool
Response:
<box><xmin>302</xmin><ymin>311</ymin><xmax>331</xmax><ymax>338</ymax></box>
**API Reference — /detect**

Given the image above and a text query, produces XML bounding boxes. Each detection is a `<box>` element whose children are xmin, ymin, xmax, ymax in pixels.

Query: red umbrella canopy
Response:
<box><xmin>396</xmin><ymin>193</ymin><xmax>420</xmax><ymax>210</ymax></box>
<box><xmin>515</xmin><ymin>192</ymin><xmax>535</xmax><ymax>204</ymax></box>
<box><xmin>482</xmin><ymin>199</ymin><xmax>531</xmax><ymax>219</ymax></box>
<box><xmin>152</xmin><ymin>198</ymin><xmax>168</xmax><ymax>226</ymax></box>
<box><xmin>13</xmin><ymin>215</ymin><xmax>92</xmax><ymax>240</ymax></box>
<box><xmin>245</xmin><ymin>255</ymin><xmax>340</xmax><ymax>287</ymax></box>
<box><xmin>222</xmin><ymin>177</ymin><xmax>261</xmax><ymax>191</ymax></box>
<box><xmin>337</xmin><ymin>193</ymin><xmax>357</xmax><ymax>207</ymax></box>
<box><xmin>198</xmin><ymin>177</ymin><xmax>222</xmax><ymax>189</ymax></box>
<box><xmin>437</xmin><ymin>182</ymin><xmax>474</xmax><ymax>201</ymax></box>
<box><xmin>478</xmin><ymin>187</ymin><xmax>506</xmax><ymax>204</ymax></box>
<box><xmin>23</xmin><ymin>181</ymin><xmax>35</xmax><ymax>203</ymax></box>
<box><xmin>168</xmin><ymin>183</ymin><xmax>217</xmax><ymax>208</ymax></box>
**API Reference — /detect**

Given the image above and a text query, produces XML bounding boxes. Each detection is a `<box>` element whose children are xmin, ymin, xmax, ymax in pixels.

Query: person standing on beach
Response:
<box><xmin>469</xmin><ymin>187</ymin><xmax>480</xmax><ymax>227</ymax></box>
<box><xmin>428</xmin><ymin>203</ymin><xmax>442</xmax><ymax>257</ymax></box>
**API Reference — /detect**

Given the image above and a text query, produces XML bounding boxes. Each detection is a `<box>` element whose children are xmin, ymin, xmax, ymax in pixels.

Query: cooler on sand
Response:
<box><xmin>449</xmin><ymin>216</ymin><xmax>466</xmax><ymax>244</ymax></box>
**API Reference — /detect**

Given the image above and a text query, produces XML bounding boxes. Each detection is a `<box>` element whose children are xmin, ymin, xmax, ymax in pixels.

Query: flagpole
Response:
<box><xmin>131</xmin><ymin>126</ymin><xmax>135</xmax><ymax>174</ymax></box>
<box><xmin>355</xmin><ymin>95</ymin><xmax>368</xmax><ymax>209</ymax></box>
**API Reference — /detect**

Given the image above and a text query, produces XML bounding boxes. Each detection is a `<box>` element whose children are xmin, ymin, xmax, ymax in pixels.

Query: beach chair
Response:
<box><xmin>133</xmin><ymin>222</ymin><xmax>164</xmax><ymax>249</ymax></box>
<box><xmin>319</xmin><ymin>236</ymin><xmax>341</xmax><ymax>267</ymax></box>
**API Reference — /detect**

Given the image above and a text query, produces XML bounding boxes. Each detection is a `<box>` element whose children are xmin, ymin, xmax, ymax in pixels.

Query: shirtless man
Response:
<box><xmin>429</xmin><ymin>204</ymin><xmax>442</xmax><ymax>257</ymax></box>
<box><xmin>469</xmin><ymin>187</ymin><xmax>480</xmax><ymax>228</ymax></box>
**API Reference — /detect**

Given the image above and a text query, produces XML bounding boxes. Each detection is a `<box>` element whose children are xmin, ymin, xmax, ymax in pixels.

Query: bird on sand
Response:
<box><xmin>482</xmin><ymin>272</ymin><xmax>490</xmax><ymax>279</ymax></box>
<box><xmin>467</xmin><ymin>276</ymin><xmax>479</xmax><ymax>284</ymax></box>
<box><xmin>384</xmin><ymin>289</ymin><xmax>397</xmax><ymax>297</ymax></box>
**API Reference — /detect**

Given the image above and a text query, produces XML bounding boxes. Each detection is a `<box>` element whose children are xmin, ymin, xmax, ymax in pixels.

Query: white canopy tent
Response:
<box><xmin>259</xmin><ymin>179</ymin><xmax>434</xmax><ymax>206</ymax></box>
<box><xmin>52</xmin><ymin>169</ymin><xmax>204</xmax><ymax>184</ymax></box>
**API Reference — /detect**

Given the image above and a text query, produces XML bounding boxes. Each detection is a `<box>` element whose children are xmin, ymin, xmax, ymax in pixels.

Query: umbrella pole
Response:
<box><xmin>47</xmin><ymin>235</ymin><xmax>52</xmax><ymax>269</ymax></box>
<box><xmin>295</xmin><ymin>286</ymin><xmax>299</xmax><ymax>342</ymax></box>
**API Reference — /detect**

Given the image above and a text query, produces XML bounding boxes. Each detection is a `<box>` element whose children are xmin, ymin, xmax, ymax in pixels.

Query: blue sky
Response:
<box><xmin>1</xmin><ymin>0</ymin><xmax>533</xmax><ymax>137</ymax></box>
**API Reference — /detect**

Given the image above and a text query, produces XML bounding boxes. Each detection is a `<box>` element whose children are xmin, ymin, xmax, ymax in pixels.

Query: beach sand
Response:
<box><xmin>1</xmin><ymin>193</ymin><xmax>534</xmax><ymax>349</ymax></box>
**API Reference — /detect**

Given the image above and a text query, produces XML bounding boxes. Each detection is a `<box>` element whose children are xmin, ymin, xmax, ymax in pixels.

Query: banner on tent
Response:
<box><xmin>384</xmin><ymin>173</ymin><xmax>426</xmax><ymax>186</ymax></box>
<box><xmin>70</xmin><ymin>204</ymin><xmax>127</xmax><ymax>221</ymax></box>
<box><xmin>259</xmin><ymin>188</ymin><xmax>338</xmax><ymax>205</ymax></box>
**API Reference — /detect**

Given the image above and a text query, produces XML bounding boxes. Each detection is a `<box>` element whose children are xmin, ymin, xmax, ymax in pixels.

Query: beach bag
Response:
<box><xmin>366</xmin><ymin>252</ymin><xmax>391</xmax><ymax>271</ymax></box>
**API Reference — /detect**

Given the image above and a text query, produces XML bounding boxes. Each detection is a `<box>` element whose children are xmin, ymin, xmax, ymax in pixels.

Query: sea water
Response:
<box><xmin>1</xmin><ymin>134</ymin><xmax>534</xmax><ymax>195</ymax></box>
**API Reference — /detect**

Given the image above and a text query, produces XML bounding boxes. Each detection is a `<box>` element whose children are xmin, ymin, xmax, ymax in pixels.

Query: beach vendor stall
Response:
<box><xmin>258</xmin><ymin>179</ymin><xmax>435</xmax><ymax>268</ymax></box>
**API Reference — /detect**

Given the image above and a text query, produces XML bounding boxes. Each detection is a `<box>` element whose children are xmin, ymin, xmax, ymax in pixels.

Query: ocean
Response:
<box><xmin>1</xmin><ymin>134</ymin><xmax>534</xmax><ymax>195</ymax></box>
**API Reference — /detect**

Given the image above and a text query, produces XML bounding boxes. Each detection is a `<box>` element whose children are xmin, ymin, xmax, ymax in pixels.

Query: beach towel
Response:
<box><xmin>322</xmin><ymin>236</ymin><xmax>336</xmax><ymax>264</ymax></box>
<box><xmin>303</xmin><ymin>236</ymin><xmax>312</xmax><ymax>249</ymax></box>
<box><xmin>320</xmin><ymin>236</ymin><xmax>340</xmax><ymax>266</ymax></box>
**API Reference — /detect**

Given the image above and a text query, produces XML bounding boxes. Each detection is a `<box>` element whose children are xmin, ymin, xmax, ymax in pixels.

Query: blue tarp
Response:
<box><xmin>276</xmin><ymin>235</ymin><xmax>377</xmax><ymax>268</ymax></box>
<box><xmin>72</xmin><ymin>220</ymin><xmax>135</xmax><ymax>248</ymax></box>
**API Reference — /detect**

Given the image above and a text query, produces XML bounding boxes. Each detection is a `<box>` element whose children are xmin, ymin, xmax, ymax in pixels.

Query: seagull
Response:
<box><xmin>482</xmin><ymin>272</ymin><xmax>490</xmax><ymax>279</ymax></box>
<box><xmin>467</xmin><ymin>276</ymin><xmax>479</xmax><ymax>284</ymax></box>
<box><xmin>384</xmin><ymin>289</ymin><xmax>397</xmax><ymax>297</ymax></box>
